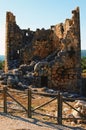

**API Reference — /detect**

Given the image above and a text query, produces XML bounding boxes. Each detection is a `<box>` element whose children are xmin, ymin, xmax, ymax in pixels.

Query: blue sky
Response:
<box><xmin>0</xmin><ymin>0</ymin><xmax>86</xmax><ymax>55</ymax></box>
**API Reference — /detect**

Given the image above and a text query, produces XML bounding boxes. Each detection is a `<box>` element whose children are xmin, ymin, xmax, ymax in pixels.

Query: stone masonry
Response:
<box><xmin>5</xmin><ymin>7</ymin><xmax>81</xmax><ymax>92</ymax></box>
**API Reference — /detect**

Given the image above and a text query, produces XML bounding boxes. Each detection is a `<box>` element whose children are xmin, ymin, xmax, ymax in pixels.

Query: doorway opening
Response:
<box><xmin>41</xmin><ymin>76</ymin><xmax>48</xmax><ymax>87</ymax></box>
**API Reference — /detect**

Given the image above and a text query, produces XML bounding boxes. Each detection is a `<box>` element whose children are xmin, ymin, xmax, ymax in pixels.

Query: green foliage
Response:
<box><xmin>0</xmin><ymin>60</ymin><xmax>5</xmax><ymax>70</ymax></box>
<box><xmin>81</xmin><ymin>57</ymin><xmax>86</xmax><ymax>72</ymax></box>
<box><xmin>82</xmin><ymin>69</ymin><xmax>86</xmax><ymax>73</ymax></box>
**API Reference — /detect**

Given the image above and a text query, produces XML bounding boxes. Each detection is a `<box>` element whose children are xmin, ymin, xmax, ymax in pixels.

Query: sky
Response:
<box><xmin>0</xmin><ymin>0</ymin><xmax>86</xmax><ymax>55</ymax></box>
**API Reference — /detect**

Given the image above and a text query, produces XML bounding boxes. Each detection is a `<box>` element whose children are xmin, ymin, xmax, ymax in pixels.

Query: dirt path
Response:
<box><xmin>0</xmin><ymin>112</ymin><xmax>85</xmax><ymax>130</ymax></box>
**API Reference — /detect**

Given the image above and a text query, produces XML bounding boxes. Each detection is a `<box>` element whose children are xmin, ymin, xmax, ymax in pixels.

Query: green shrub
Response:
<box><xmin>81</xmin><ymin>57</ymin><xmax>86</xmax><ymax>72</ymax></box>
<box><xmin>0</xmin><ymin>60</ymin><xmax>5</xmax><ymax>70</ymax></box>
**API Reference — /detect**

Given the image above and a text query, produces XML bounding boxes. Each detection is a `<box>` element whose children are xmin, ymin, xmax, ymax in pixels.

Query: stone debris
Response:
<box><xmin>72</xmin><ymin>100</ymin><xmax>86</xmax><ymax>117</ymax></box>
<box><xmin>66</xmin><ymin>100</ymin><xmax>86</xmax><ymax>124</ymax></box>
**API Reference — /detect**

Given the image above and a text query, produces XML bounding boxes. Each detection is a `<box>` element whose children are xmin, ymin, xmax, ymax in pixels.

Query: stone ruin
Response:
<box><xmin>3</xmin><ymin>7</ymin><xmax>81</xmax><ymax>92</ymax></box>
<box><xmin>67</xmin><ymin>100</ymin><xmax>86</xmax><ymax>124</ymax></box>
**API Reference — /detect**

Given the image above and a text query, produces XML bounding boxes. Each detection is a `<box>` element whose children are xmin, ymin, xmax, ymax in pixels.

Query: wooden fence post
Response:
<box><xmin>3</xmin><ymin>86</ymin><xmax>7</xmax><ymax>113</ymax></box>
<box><xmin>57</xmin><ymin>92</ymin><xmax>62</xmax><ymax>125</ymax></box>
<box><xmin>27</xmin><ymin>89</ymin><xmax>31</xmax><ymax>118</ymax></box>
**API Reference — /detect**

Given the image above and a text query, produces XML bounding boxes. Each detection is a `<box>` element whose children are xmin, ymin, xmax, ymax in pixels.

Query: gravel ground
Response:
<box><xmin>0</xmin><ymin>113</ymin><xmax>85</xmax><ymax>130</ymax></box>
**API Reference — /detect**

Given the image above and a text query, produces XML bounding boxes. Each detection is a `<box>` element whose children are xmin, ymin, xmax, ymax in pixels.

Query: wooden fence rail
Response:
<box><xmin>1</xmin><ymin>86</ymin><xmax>86</xmax><ymax>125</ymax></box>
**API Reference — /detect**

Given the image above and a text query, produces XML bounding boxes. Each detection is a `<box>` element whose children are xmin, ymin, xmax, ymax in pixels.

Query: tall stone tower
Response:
<box><xmin>4</xmin><ymin>7</ymin><xmax>82</xmax><ymax>92</ymax></box>
<box><xmin>5</xmin><ymin>12</ymin><xmax>16</xmax><ymax>72</ymax></box>
<box><xmin>72</xmin><ymin>7</ymin><xmax>81</xmax><ymax>91</ymax></box>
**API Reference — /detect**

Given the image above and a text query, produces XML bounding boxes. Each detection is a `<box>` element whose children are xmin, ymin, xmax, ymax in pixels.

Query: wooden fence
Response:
<box><xmin>0</xmin><ymin>86</ymin><xmax>86</xmax><ymax>125</ymax></box>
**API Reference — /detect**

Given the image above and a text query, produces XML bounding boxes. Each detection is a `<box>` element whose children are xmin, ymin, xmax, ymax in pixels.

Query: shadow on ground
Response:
<box><xmin>0</xmin><ymin>112</ymin><xmax>85</xmax><ymax>130</ymax></box>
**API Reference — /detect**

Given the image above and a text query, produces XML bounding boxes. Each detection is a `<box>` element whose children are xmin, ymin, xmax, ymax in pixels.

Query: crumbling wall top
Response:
<box><xmin>6</xmin><ymin>12</ymin><xmax>16</xmax><ymax>23</ymax></box>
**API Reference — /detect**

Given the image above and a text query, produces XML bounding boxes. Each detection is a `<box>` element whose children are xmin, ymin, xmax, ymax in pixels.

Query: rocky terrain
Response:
<box><xmin>0</xmin><ymin>49</ymin><xmax>68</xmax><ymax>90</ymax></box>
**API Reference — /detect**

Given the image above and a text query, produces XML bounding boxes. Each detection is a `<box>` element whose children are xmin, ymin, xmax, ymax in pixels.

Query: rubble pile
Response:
<box><xmin>0</xmin><ymin>62</ymin><xmax>36</xmax><ymax>90</ymax></box>
<box><xmin>66</xmin><ymin>100</ymin><xmax>86</xmax><ymax>124</ymax></box>
<box><xmin>0</xmin><ymin>50</ymin><xmax>63</xmax><ymax>90</ymax></box>
<box><xmin>72</xmin><ymin>100</ymin><xmax>86</xmax><ymax>119</ymax></box>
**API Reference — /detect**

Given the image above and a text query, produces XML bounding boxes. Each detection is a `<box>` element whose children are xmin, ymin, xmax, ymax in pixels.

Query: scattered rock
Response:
<box><xmin>46</xmin><ymin>89</ymin><xmax>55</xmax><ymax>93</ymax></box>
<box><xmin>71</xmin><ymin>100</ymin><xmax>86</xmax><ymax>123</ymax></box>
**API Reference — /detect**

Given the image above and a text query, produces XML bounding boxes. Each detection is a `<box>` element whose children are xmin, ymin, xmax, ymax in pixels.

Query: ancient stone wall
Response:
<box><xmin>5</xmin><ymin>7</ymin><xmax>81</xmax><ymax>92</ymax></box>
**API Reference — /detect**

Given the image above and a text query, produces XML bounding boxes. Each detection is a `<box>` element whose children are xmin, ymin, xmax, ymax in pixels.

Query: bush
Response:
<box><xmin>81</xmin><ymin>57</ymin><xmax>86</xmax><ymax>72</ymax></box>
<box><xmin>0</xmin><ymin>60</ymin><xmax>5</xmax><ymax>70</ymax></box>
